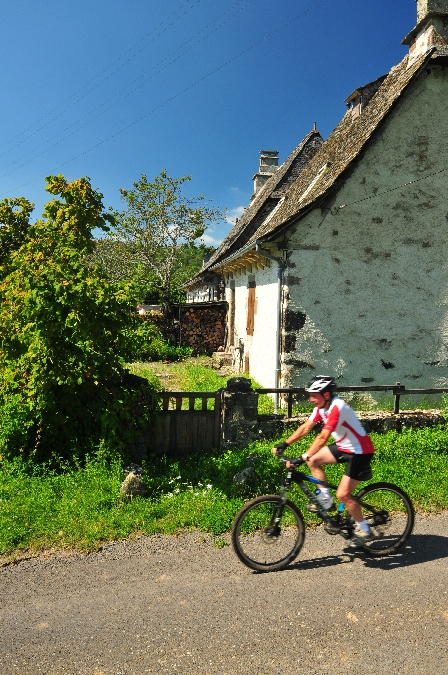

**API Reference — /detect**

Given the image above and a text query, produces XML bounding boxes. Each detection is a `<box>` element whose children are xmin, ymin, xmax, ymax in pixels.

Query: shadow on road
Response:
<box><xmin>276</xmin><ymin>533</ymin><xmax>448</xmax><ymax>574</ymax></box>
<box><xmin>362</xmin><ymin>533</ymin><xmax>448</xmax><ymax>570</ymax></box>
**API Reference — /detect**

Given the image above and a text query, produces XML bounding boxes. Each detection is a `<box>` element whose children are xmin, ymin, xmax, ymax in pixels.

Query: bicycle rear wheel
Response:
<box><xmin>355</xmin><ymin>482</ymin><xmax>414</xmax><ymax>556</ymax></box>
<box><xmin>231</xmin><ymin>495</ymin><xmax>305</xmax><ymax>572</ymax></box>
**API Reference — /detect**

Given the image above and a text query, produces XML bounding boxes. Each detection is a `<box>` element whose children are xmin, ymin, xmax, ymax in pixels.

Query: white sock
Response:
<box><xmin>356</xmin><ymin>519</ymin><xmax>370</xmax><ymax>533</ymax></box>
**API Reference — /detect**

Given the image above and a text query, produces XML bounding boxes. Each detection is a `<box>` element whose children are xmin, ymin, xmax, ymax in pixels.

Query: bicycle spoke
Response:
<box><xmin>231</xmin><ymin>496</ymin><xmax>305</xmax><ymax>572</ymax></box>
<box><xmin>355</xmin><ymin>483</ymin><xmax>414</xmax><ymax>555</ymax></box>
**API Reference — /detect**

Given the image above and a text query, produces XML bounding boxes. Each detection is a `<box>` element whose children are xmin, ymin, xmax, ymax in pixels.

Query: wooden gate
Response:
<box><xmin>153</xmin><ymin>391</ymin><xmax>221</xmax><ymax>456</ymax></box>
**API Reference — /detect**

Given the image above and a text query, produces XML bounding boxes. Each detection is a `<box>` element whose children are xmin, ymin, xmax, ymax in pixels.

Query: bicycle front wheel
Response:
<box><xmin>355</xmin><ymin>482</ymin><xmax>414</xmax><ymax>556</ymax></box>
<box><xmin>231</xmin><ymin>495</ymin><xmax>305</xmax><ymax>572</ymax></box>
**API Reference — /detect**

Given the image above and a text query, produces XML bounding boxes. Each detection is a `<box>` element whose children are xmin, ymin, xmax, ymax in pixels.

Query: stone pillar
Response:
<box><xmin>220</xmin><ymin>377</ymin><xmax>259</xmax><ymax>450</ymax></box>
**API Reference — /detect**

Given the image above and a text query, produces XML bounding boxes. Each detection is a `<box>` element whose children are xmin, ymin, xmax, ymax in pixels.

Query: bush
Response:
<box><xmin>0</xmin><ymin>175</ymin><xmax>159</xmax><ymax>463</ymax></box>
<box><xmin>127</xmin><ymin>316</ymin><xmax>193</xmax><ymax>362</ymax></box>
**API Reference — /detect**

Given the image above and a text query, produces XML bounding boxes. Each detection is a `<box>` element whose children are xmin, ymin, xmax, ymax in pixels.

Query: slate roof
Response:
<box><xmin>247</xmin><ymin>48</ymin><xmax>438</xmax><ymax>244</ymax></box>
<box><xmin>191</xmin><ymin>130</ymin><xmax>323</xmax><ymax>276</ymax></box>
<box><xmin>193</xmin><ymin>45</ymin><xmax>441</xmax><ymax>279</ymax></box>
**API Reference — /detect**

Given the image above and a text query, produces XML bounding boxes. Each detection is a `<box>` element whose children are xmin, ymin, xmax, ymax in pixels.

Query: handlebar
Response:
<box><xmin>276</xmin><ymin>453</ymin><xmax>305</xmax><ymax>467</ymax></box>
<box><xmin>273</xmin><ymin>443</ymin><xmax>305</xmax><ymax>467</ymax></box>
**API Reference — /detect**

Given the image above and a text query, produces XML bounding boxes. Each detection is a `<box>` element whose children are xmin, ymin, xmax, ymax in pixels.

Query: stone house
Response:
<box><xmin>186</xmin><ymin>0</ymin><xmax>448</xmax><ymax>390</ymax></box>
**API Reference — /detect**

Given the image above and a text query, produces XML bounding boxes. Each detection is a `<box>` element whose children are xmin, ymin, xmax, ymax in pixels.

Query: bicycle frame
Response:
<box><xmin>279</xmin><ymin>468</ymin><xmax>356</xmax><ymax>540</ymax></box>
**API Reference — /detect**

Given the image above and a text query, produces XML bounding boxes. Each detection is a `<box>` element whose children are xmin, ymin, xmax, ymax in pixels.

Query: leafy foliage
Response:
<box><xmin>0</xmin><ymin>175</ymin><xmax>158</xmax><ymax>462</ymax></box>
<box><xmin>0</xmin><ymin>425</ymin><xmax>446</xmax><ymax>557</ymax></box>
<box><xmin>94</xmin><ymin>238</ymin><xmax>215</xmax><ymax>306</ymax></box>
<box><xmin>92</xmin><ymin>170</ymin><xmax>222</xmax><ymax>320</ymax></box>
<box><xmin>126</xmin><ymin>315</ymin><xmax>193</xmax><ymax>362</ymax></box>
<box><xmin>0</xmin><ymin>197</ymin><xmax>34</xmax><ymax>268</ymax></box>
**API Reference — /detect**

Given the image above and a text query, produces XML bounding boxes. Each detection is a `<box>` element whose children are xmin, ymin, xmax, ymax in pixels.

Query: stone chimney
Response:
<box><xmin>402</xmin><ymin>0</ymin><xmax>448</xmax><ymax>46</ymax></box>
<box><xmin>252</xmin><ymin>150</ymin><xmax>279</xmax><ymax>198</ymax></box>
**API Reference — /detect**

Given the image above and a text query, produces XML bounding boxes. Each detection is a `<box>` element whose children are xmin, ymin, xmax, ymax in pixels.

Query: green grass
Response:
<box><xmin>0</xmin><ymin>425</ymin><xmax>447</xmax><ymax>560</ymax></box>
<box><xmin>127</xmin><ymin>358</ymin><xmax>277</xmax><ymax>412</ymax></box>
<box><xmin>127</xmin><ymin>359</ymin><xmax>444</xmax><ymax>414</ymax></box>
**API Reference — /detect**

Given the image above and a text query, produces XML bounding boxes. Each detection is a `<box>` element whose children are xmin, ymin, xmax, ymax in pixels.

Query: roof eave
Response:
<box><xmin>248</xmin><ymin>48</ymin><xmax>436</xmax><ymax>242</ymax></box>
<box><xmin>402</xmin><ymin>12</ymin><xmax>447</xmax><ymax>44</ymax></box>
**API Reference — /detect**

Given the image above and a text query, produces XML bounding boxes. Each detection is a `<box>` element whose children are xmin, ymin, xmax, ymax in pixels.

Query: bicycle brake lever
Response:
<box><xmin>285</xmin><ymin>457</ymin><xmax>305</xmax><ymax>467</ymax></box>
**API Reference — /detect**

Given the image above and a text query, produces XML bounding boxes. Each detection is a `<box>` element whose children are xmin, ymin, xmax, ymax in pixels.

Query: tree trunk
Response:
<box><xmin>161</xmin><ymin>299</ymin><xmax>177</xmax><ymax>344</ymax></box>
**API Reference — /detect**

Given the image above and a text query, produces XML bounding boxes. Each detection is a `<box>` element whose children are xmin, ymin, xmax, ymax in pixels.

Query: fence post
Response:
<box><xmin>393</xmin><ymin>382</ymin><xmax>405</xmax><ymax>414</ymax></box>
<box><xmin>220</xmin><ymin>377</ymin><xmax>259</xmax><ymax>450</ymax></box>
<box><xmin>287</xmin><ymin>391</ymin><xmax>293</xmax><ymax>418</ymax></box>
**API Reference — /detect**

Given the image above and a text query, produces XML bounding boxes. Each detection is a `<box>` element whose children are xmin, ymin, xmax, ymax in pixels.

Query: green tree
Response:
<box><xmin>0</xmin><ymin>175</ymin><xmax>156</xmax><ymax>462</ymax></box>
<box><xmin>0</xmin><ymin>197</ymin><xmax>34</xmax><ymax>269</ymax></box>
<box><xmin>94</xmin><ymin>171</ymin><xmax>223</xmax><ymax>333</ymax></box>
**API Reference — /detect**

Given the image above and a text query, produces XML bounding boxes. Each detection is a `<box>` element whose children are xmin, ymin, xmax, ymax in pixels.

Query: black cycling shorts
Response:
<box><xmin>328</xmin><ymin>444</ymin><xmax>373</xmax><ymax>481</ymax></box>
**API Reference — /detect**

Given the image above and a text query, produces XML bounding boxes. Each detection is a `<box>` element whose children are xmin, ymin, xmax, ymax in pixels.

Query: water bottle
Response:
<box><xmin>314</xmin><ymin>488</ymin><xmax>325</xmax><ymax>505</ymax></box>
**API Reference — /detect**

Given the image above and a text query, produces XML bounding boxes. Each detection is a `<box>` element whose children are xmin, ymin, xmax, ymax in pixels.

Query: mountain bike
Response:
<box><xmin>231</xmin><ymin>454</ymin><xmax>414</xmax><ymax>572</ymax></box>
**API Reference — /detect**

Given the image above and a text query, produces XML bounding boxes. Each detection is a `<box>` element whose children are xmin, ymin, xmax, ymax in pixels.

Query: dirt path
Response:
<box><xmin>1</xmin><ymin>513</ymin><xmax>447</xmax><ymax>675</ymax></box>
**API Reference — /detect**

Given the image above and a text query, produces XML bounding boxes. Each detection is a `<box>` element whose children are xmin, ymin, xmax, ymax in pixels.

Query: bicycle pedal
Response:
<box><xmin>324</xmin><ymin>520</ymin><xmax>341</xmax><ymax>535</ymax></box>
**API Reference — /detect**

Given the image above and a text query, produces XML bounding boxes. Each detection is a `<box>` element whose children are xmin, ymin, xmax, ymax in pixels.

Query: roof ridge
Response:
<box><xmin>245</xmin><ymin>48</ymin><xmax>435</xmax><ymax>244</ymax></box>
<box><xmin>197</xmin><ymin>130</ymin><xmax>323</xmax><ymax>274</ymax></box>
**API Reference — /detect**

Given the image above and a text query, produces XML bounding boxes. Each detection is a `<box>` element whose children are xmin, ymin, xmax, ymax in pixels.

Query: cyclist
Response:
<box><xmin>272</xmin><ymin>375</ymin><xmax>375</xmax><ymax>547</ymax></box>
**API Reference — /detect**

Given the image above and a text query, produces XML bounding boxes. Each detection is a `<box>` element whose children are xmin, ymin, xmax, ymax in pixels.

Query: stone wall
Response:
<box><xmin>226</xmin><ymin>262</ymin><xmax>279</xmax><ymax>386</ymax></box>
<box><xmin>257</xmin><ymin>410</ymin><xmax>445</xmax><ymax>441</ymax></box>
<box><xmin>177</xmin><ymin>301</ymin><xmax>227</xmax><ymax>355</ymax></box>
<box><xmin>281</xmin><ymin>66</ymin><xmax>448</xmax><ymax>390</ymax></box>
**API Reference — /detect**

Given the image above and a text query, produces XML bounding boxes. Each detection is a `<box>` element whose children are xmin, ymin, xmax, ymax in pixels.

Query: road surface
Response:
<box><xmin>1</xmin><ymin>513</ymin><xmax>447</xmax><ymax>675</ymax></box>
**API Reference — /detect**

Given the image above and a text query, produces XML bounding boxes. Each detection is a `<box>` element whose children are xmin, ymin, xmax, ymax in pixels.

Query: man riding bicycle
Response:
<box><xmin>272</xmin><ymin>375</ymin><xmax>375</xmax><ymax>547</ymax></box>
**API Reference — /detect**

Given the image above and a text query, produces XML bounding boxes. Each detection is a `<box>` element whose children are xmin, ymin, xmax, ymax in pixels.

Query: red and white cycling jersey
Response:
<box><xmin>309</xmin><ymin>397</ymin><xmax>375</xmax><ymax>455</ymax></box>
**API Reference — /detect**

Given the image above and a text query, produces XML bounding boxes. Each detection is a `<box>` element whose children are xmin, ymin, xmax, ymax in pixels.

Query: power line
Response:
<box><xmin>2</xmin><ymin>0</ymin><xmax>326</xmax><ymax>198</ymax></box>
<box><xmin>0</xmin><ymin>0</ymin><xmax>255</xmax><ymax>177</ymax></box>
<box><xmin>333</xmin><ymin>166</ymin><xmax>448</xmax><ymax>213</ymax></box>
<box><xmin>0</xmin><ymin>0</ymin><xmax>203</xmax><ymax>155</ymax></box>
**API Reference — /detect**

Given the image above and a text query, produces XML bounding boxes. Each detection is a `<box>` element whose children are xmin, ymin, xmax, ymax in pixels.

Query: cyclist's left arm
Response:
<box><xmin>305</xmin><ymin>427</ymin><xmax>332</xmax><ymax>458</ymax></box>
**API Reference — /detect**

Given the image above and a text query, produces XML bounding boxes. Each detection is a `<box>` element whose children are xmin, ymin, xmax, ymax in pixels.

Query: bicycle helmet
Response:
<box><xmin>304</xmin><ymin>375</ymin><xmax>336</xmax><ymax>395</ymax></box>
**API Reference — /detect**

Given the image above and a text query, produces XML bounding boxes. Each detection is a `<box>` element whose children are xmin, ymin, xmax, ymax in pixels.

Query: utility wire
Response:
<box><xmin>2</xmin><ymin>0</ymin><xmax>326</xmax><ymax>197</ymax></box>
<box><xmin>0</xmin><ymin>0</ymin><xmax>255</xmax><ymax>176</ymax></box>
<box><xmin>333</xmin><ymin>166</ymin><xmax>448</xmax><ymax>213</ymax></box>
<box><xmin>0</xmin><ymin>0</ymin><xmax>203</xmax><ymax>155</ymax></box>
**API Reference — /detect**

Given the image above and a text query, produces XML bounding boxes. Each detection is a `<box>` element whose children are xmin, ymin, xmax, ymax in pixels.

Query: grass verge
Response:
<box><xmin>1</xmin><ymin>425</ymin><xmax>447</xmax><ymax>561</ymax></box>
<box><xmin>127</xmin><ymin>358</ymin><xmax>446</xmax><ymax>414</ymax></box>
<box><xmin>127</xmin><ymin>358</ymin><xmax>277</xmax><ymax>412</ymax></box>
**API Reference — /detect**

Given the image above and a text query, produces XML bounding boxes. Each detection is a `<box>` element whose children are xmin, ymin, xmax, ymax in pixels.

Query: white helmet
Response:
<box><xmin>305</xmin><ymin>376</ymin><xmax>336</xmax><ymax>394</ymax></box>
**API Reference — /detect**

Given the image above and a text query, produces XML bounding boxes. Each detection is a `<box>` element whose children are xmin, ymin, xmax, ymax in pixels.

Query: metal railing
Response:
<box><xmin>255</xmin><ymin>382</ymin><xmax>448</xmax><ymax>416</ymax></box>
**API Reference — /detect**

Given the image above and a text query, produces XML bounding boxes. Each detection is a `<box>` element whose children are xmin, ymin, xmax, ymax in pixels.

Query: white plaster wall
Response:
<box><xmin>282</xmin><ymin>65</ymin><xmax>448</xmax><ymax>388</ymax></box>
<box><xmin>226</xmin><ymin>263</ymin><xmax>280</xmax><ymax>387</ymax></box>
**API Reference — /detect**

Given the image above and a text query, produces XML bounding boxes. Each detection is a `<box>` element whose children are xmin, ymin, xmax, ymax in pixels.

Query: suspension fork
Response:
<box><xmin>269</xmin><ymin>471</ymin><xmax>293</xmax><ymax>527</ymax></box>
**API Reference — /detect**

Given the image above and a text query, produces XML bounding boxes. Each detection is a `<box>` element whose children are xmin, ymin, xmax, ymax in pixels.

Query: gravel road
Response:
<box><xmin>0</xmin><ymin>513</ymin><xmax>447</xmax><ymax>675</ymax></box>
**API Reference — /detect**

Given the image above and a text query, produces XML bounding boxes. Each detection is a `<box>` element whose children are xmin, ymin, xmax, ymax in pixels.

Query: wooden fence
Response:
<box><xmin>256</xmin><ymin>382</ymin><xmax>448</xmax><ymax>416</ymax></box>
<box><xmin>153</xmin><ymin>391</ymin><xmax>221</xmax><ymax>455</ymax></box>
<box><xmin>152</xmin><ymin>382</ymin><xmax>447</xmax><ymax>456</ymax></box>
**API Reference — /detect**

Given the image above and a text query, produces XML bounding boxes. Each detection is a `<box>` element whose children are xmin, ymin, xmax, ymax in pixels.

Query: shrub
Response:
<box><xmin>126</xmin><ymin>316</ymin><xmax>193</xmax><ymax>362</ymax></box>
<box><xmin>0</xmin><ymin>175</ymin><xmax>159</xmax><ymax>463</ymax></box>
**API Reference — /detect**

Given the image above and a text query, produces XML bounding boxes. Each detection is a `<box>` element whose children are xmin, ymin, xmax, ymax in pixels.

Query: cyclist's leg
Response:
<box><xmin>307</xmin><ymin>445</ymin><xmax>337</xmax><ymax>485</ymax></box>
<box><xmin>336</xmin><ymin>453</ymin><xmax>373</xmax><ymax>521</ymax></box>
<box><xmin>336</xmin><ymin>475</ymin><xmax>362</xmax><ymax>522</ymax></box>
<box><xmin>337</xmin><ymin>454</ymin><xmax>375</xmax><ymax>545</ymax></box>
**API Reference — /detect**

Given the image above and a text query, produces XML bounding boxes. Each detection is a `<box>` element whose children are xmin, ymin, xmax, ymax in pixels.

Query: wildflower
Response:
<box><xmin>206</xmin><ymin>484</ymin><xmax>212</xmax><ymax>490</ymax></box>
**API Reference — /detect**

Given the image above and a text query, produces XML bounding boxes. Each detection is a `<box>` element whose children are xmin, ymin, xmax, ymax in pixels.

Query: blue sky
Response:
<box><xmin>1</xmin><ymin>0</ymin><xmax>417</xmax><ymax>244</ymax></box>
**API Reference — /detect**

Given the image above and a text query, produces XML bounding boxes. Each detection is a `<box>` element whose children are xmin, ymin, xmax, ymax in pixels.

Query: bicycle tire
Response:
<box><xmin>355</xmin><ymin>482</ymin><xmax>414</xmax><ymax>556</ymax></box>
<box><xmin>231</xmin><ymin>495</ymin><xmax>305</xmax><ymax>572</ymax></box>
